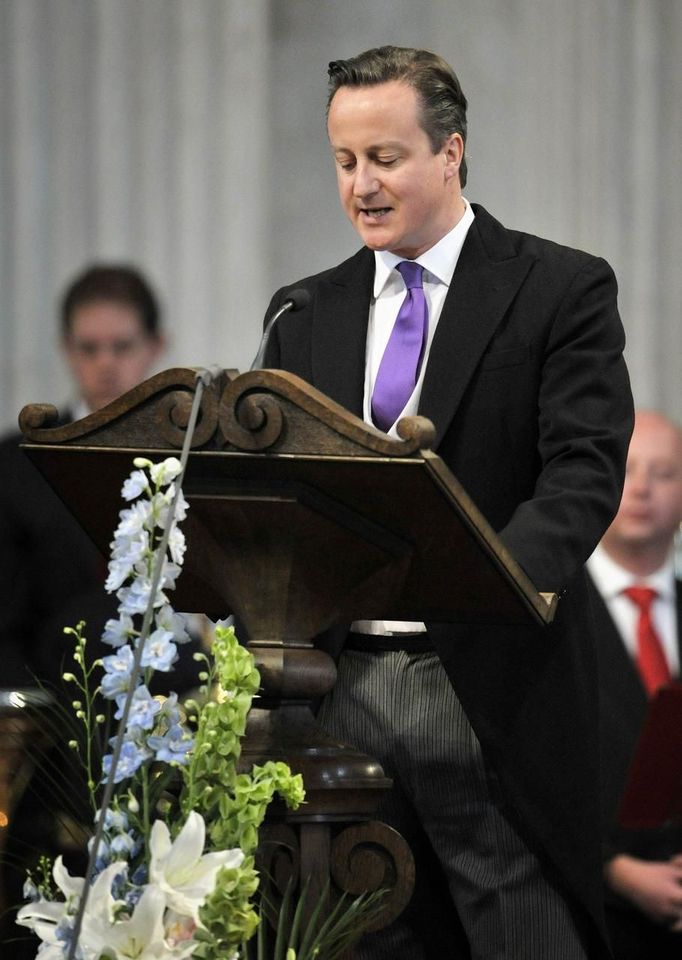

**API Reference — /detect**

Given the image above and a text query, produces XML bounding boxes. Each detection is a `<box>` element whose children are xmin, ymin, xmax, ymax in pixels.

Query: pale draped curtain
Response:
<box><xmin>1</xmin><ymin>0</ymin><xmax>681</xmax><ymax>431</ymax></box>
<box><xmin>0</xmin><ymin>0</ymin><xmax>271</xmax><ymax>427</ymax></box>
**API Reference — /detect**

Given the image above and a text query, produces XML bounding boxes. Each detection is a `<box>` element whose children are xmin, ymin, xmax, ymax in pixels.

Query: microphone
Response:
<box><xmin>250</xmin><ymin>288</ymin><xmax>311</xmax><ymax>370</ymax></box>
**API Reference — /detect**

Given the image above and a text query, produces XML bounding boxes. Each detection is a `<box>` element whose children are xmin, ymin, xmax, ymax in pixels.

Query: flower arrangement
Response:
<box><xmin>15</xmin><ymin>456</ymin><xmax>305</xmax><ymax>959</ymax></box>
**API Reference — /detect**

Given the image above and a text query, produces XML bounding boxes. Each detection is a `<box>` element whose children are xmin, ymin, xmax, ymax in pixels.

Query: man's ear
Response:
<box><xmin>443</xmin><ymin>133</ymin><xmax>464</xmax><ymax>183</ymax></box>
<box><xmin>145</xmin><ymin>332</ymin><xmax>166</xmax><ymax>364</ymax></box>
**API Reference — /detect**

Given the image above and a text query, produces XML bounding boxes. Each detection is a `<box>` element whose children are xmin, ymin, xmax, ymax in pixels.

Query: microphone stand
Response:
<box><xmin>66</xmin><ymin>367</ymin><xmax>217</xmax><ymax>960</ymax></box>
<box><xmin>250</xmin><ymin>289</ymin><xmax>310</xmax><ymax>370</ymax></box>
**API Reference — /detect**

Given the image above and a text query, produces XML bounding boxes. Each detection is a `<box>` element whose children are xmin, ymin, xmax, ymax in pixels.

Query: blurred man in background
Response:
<box><xmin>587</xmin><ymin>409</ymin><xmax>682</xmax><ymax>959</ymax></box>
<box><xmin>59</xmin><ymin>263</ymin><xmax>164</xmax><ymax>416</ymax></box>
<box><xmin>0</xmin><ymin>265</ymin><xmax>200</xmax><ymax>956</ymax></box>
<box><xmin>0</xmin><ymin>264</ymin><xmax>164</xmax><ymax>688</ymax></box>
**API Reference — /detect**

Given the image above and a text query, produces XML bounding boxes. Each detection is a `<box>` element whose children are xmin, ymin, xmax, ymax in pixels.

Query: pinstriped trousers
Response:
<box><xmin>318</xmin><ymin>648</ymin><xmax>590</xmax><ymax>960</ymax></box>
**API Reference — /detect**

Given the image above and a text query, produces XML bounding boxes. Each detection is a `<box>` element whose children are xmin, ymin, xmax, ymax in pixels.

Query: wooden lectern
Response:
<box><xmin>19</xmin><ymin>366</ymin><xmax>556</xmax><ymax>932</ymax></box>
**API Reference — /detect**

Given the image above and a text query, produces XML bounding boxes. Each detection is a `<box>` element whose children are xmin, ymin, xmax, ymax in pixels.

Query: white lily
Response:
<box><xmin>80</xmin><ymin>869</ymin><xmax>196</xmax><ymax>959</ymax></box>
<box><xmin>149</xmin><ymin>811</ymin><xmax>244</xmax><ymax>923</ymax></box>
<box><xmin>34</xmin><ymin>945</ymin><xmax>65</xmax><ymax>959</ymax></box>
<box><xmin>16</xmin><ymin>897</ymin><xmax>67</xmax><ymax>951</ymax></box>
<box><xmin>53</xmin><ymin>856</ymin><xmax>85</xmax><ymax>901</ymax></box>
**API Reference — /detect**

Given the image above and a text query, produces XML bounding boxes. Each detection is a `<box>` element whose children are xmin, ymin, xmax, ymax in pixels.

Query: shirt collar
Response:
<box><xmin>587</xmin><ymin>543</ymin><xmax>677</xmax><ymax>601</ymax></box>
<box><xmin>372</xmin><ymin>197</ymin><xmax>475</xmax><ymax>298</ymax></box>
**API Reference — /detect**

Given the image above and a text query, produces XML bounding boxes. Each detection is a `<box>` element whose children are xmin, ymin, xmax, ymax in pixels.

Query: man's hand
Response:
<box><xmin>605</xmin><ymin>853</ymin><xmax>682</xmax><ymax>927</ymax></box>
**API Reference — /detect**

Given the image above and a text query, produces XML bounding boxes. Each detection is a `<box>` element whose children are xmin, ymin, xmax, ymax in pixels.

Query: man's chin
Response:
<box><xmin>89</xmin><ymin>393</ymin><xmax>120</xmax><ymax>412</ymax></box>
<box><xmin>358</xmin><ymin>231</ymin><xmax>390</xmax><ymax>252</ymax></box>
<box><xmin>610</xmin><ymin>526</ymin><xmax>664</xmax><ymax>551</ymax></box>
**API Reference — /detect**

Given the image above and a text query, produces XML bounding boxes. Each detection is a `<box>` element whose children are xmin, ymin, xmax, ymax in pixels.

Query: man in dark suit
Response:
<box><xmin>587</xmin><ymin>410</ymin><xmax>682</xmax><ymax>959</ymax></box>
<box><xmin>0</xmin><ymin>265</ymin><xmax>201</xmax><ymax>957</ymax></box>
<box><xmin>0</xmin><ymin>264</ymin><xmax>166</xmax><ymax>689</ymax></box>
<box><xmin>262</xmin><ymin>46</ymin><xmax>633</xmax><ymax>958</ymax></box>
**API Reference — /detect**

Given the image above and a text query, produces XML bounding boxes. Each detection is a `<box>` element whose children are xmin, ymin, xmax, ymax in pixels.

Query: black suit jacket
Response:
<box><xmin>0</xmin><ymin>415</ymin><xmax>201</xmax><ymax>696</ymax></box>
<box><xmin>263</xmin><ymin>204</ymin><xmax>634</xmax><ymax>953</ymax></box>
<box><xmin>0</xmin><ymin>413</ymin><xmax>106</xmax><ymax>689</ymax></box>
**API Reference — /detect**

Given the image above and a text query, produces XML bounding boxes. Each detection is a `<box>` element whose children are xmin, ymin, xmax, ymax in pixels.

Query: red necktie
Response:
<box><xmin>622</xmin><ymin>586</ymin><xmax>672</xmax><ymax>696</ymax></box>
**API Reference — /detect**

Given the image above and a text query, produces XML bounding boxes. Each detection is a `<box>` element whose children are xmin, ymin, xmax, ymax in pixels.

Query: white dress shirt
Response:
<box><xmin>362</xmin><ymin>199</ymin><xmax>475</xmax><ymax>437</ymax></box>
<box><xmin>586</xmin><ymin>543</ymin><xmax>679</xmax><ymax>676</ymax></box>
<box><xmin>353</xmin><ymin>201</ymin><xmax>475</xmax><ymax>637</ymax></box>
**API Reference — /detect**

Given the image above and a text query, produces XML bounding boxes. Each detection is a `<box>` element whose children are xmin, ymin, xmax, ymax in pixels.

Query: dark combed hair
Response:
<box><xmin>60</xmin><ymin>264</ymin><xmax>161</xmax><ymax>337</ymax></box>
<box><xmin>327</xmin><ymin>45</ymin><xmax>468</xmax><ymax>187</ymax></box>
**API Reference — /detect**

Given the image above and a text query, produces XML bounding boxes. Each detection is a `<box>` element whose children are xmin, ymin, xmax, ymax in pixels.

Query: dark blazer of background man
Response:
<box><xmin>586</xmin><ymin>410</ymin><xmax>682</xmax><ymax>960</ymax></box>
<box><xmin>262</xmin><ymin>46</ymin><xmax>633</xmax><ymax>959</ymax></box>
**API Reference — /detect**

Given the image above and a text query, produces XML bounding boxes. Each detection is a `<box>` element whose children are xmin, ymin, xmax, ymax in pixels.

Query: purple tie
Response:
<box><xmin>371</xmin><ymin>260</ymin><xmax>428</xmax><ymax>432</ymax></box>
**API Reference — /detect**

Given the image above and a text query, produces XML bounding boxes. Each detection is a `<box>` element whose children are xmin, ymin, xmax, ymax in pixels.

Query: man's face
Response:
<box><xmin>603</xmin><ymin>413</ymin><xmax>682</xmax><ymax>555</ymax></box>
<box><xmin>327</xmin><ymin>80</ymin><xmax>464</xmax><ymax>259</ymax></box>
<box><xmin>63</xmin><ymin>301</ymin><xmax>162</xmax><ymax>412</ymax></box>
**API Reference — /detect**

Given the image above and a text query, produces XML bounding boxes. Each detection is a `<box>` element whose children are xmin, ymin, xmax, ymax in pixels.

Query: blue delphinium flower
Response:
<box><xmin>121</xmin><ymin>469</ymin><xmax>149</xmax><ymax>502</ymax></box>
<box><xmin>22</xmin><ymin>878</ymin><xmax>39</xmax><ymax>903</ymax></box>
<box><xmin>140</xmin><ymin>627</ymin><xmax>177</xmax><ymax>672</ymax></box>
<box><xmin>157</xmin><ymin>604</ymin><xmax>191</xmax><ymax>644</ymax></box>
<box><xmin>102</xmin><ymin>613</ymin><xmax>135</xmax><ymax>648</ymax></box>
<box><xmin>117</xmin><ymin>577</ymin><xmax>156</xmax><ymax>616</ymax></box>
<box><xmin>101</xmin><ymin>645</ymin><xmax>135</xmax><ymax>699</ymax></box>
<box><xmin>110</xmin><ymin>868</ymin><xmax>128</xmax><ymax>902</ymax></box>
<box><xmin>89</xmin><ymin>835</ymin><xmax>111</xmax><ymax>875</ymax></box>
<box><xmin>55</xmin><ymin>914</ymin><xmax>79</xmax><ymax>956</ymax></box>
<box><xmin>102</xmin><ymin>740</ymin><xmax>152</xmax><ymax>784</ymax></box>
<box><xmin>115</xmin><ymin>685</ymin><xmax>161</xmax><ymax>731</ymax></box>
<box><xmin>149</xmin><ymin>457</ymin><xmax>182</xmax><ymax>487</ymax></box>
<box><xmin>157</xmin><ymin>692</ymin><xmax>181</xmax><ymax>725</ymax></box>
<box><xmin>147</xmin><ymin>723</ymin><xmax>193</xmax><ymax>765</ymax></box>
<box><xmin>115</xmin><ymin>499</ymin><xmax>152</xmax><ymax>540</ymax></box>
<box><xmin>110</xmin><ymin>831</ymin><xmax>138</xmax><ymax>858</ymax></box>
<box><xmin>131</xmin><ymin>863</ymin><xmax>148</xmax><ymax>887</ymax></box>
<box><xmin>102</xmin><ymin>808</ymin><xmax>128</xmax><ymax>833</ymax></box>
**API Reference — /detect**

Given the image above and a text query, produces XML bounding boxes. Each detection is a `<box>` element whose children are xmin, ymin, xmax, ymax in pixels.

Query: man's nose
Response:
<box><xmin>92</xmin><ymin>346</ymin><xmax>120</xmax><ymax>370</ymax></box>
<box><xmin>626</xmin><ymin>468</ymin><xmax>650</xmax><ymax>496</ymax></box>
<box><xmin>352</xmin><ymin>162</ymin><xmax>379</xmax><ymax>198</ymax></box>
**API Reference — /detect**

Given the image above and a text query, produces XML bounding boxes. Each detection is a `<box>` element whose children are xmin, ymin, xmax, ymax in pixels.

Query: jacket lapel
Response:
<box><xmin>419</xmin><ymin>205</ymin><xmax>536</xmax><ymax>447</ymax></box>
<box><xmin>311</xmin><ymin>248</ymin><xmax>375</xmax><ymax>417</ymax></box>
<box><xmin>308</xmin><ymin>206</ymin><xmax>537</xmax><ymax>437</ymax></box>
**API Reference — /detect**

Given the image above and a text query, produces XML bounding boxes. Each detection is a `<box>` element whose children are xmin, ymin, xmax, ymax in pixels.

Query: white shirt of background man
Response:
<box><xmin>587</xmin><ymin>543</ymin><xmax>680</xmax><ymax>677</ymax></box>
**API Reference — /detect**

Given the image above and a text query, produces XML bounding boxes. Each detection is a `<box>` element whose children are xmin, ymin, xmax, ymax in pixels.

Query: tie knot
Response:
<box><xmin>397</xmin><ymin>260</ymin><xmax>424</xmax><ymax>290</ymax></box>
<box><xmin>623</xmin><ymin>585</ymin><xmax>658</xmax><ymax>612</ymax></box>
